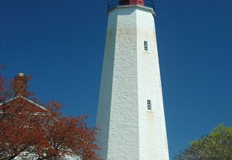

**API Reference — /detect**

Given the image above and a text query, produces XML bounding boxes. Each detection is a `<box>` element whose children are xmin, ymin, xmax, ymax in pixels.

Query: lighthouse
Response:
<box><xmin>96</xmin><ymin>0</ymin><xmax>169</xmax><ymax>159</ymax></box>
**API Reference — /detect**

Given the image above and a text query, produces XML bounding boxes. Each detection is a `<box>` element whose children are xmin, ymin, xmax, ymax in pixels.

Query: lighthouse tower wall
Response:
<box><xmin>97</xmin><ymin>6</ymin><xmax>140</xmax><ymax>159</ymax></box>
<box><xmin>96</xmin><ymin>5</ymin><xmax>169</xmax><ymax>160</ymax></box>
<box><xmin>136</xmin><ymin>7</ymin><xmax>169</xmax><ymax>160</ymax></box>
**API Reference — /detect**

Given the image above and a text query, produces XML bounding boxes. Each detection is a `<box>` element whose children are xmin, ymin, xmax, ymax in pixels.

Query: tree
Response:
<box><xmin>174</xmin><ymin>124</ymin><xmax>232</xmax><ymax>160</ymax></box>
<box><xmin>0</xmin><ymin>71</ymin><xmax>102</xmax><ymax>160</ymax></box>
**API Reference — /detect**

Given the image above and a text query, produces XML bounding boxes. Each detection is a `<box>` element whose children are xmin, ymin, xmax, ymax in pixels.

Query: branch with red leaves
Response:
<box><xmin>0</xmin><ymin>69</ymin><xmax>102</xmax><ymax>160</ymax></box>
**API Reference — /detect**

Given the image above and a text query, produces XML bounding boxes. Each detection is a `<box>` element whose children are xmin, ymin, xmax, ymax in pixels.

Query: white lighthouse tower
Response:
<box><xmin>96</xmin><ymin>0</ymin><xmax>169</xmax><ymax>159</ymax></box>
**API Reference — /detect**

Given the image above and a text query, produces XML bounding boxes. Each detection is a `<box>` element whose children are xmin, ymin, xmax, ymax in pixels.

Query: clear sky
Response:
<box><xmin>0</xmin><ymin>0</ymin><xmax>231</xmax><ymax>159</ymax></box>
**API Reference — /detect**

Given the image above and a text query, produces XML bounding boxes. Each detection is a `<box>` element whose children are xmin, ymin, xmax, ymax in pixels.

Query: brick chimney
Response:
<box><xmin>13</xmin><ymin>73</ymin><xmax>28</xmax><ymax>97</ymax></box>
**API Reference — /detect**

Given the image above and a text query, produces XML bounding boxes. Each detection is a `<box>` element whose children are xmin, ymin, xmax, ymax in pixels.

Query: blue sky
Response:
<box><xmin>0</xmin><ymin>0</ymin><xmax>231</xmax><ymax>159</ymax></box>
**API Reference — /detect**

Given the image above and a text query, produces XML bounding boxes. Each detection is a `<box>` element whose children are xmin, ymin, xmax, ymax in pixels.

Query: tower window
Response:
<box><xmin>144</xmin><ymin>41</ymin><xmax>148</xmax><ymax>51</ymax></box>
<box><xmin>147</xmin><ymin>99</ymin><xmax>152</xmax><ymax>111</ymax></box>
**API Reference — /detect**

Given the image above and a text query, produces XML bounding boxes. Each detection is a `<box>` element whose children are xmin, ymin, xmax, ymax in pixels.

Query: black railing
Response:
<box><xmin>107</xmin><ymin>0</ymin><xmax>119</xmax><ymax>12</ymax></box>
<box><xmin>107</xmin><ymin>0</ymin><xmax>155</xmax><ymax>12</ymax></box>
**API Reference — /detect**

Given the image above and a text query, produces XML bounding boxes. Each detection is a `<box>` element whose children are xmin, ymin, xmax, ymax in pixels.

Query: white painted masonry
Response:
<box><xmin>96</xmin><ymin>4</ymin><xmax>169</xmax><ymax>160</ymax></box>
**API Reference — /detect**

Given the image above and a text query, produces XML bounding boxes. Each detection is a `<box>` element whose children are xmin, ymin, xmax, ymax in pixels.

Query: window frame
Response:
<box><xmin>144</xmin><ymin>41</ymin><xmax>148</xmax><ymax>51</ymax></box>
<box><xmin>147</xmin><ymin>99</ymin><xmax>152</xmax><ymax>111</ymax></box>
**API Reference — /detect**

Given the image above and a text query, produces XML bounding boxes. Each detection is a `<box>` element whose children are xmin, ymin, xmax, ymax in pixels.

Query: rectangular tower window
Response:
<box><xmin>147</xmin><ymin>99</ymin><xmax>152</xmax><ymax>111</ymax></box>
<box><xmin>144</xmin><ymin>41</ymin><xmax>148</xmax><ymax>51</ymax></box>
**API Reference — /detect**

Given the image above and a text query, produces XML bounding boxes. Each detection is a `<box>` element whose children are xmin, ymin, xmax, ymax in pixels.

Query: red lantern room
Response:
<box><xmin>119</xmin><ymin>0</ymin><xmax>144</xmax><ymax>6</ymax></box>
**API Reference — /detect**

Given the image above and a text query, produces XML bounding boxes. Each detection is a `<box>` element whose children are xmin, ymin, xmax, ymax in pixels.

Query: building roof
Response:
<box><xmin>0</xmin><ymin>95</ymin><xmax>46</xmax><ymax>113</ymax></box>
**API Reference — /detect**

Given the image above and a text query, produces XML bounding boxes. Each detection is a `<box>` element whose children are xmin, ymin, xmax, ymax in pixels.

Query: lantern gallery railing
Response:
<box><xmin>107</xmin><ymin>0</ymin><xmax>155</xmax><ymax>12</ymax></box>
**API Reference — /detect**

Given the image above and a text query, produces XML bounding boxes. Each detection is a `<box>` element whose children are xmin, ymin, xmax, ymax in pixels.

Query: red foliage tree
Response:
<box><xmin>0</xmin><ymin>71</ymin><xmax>102</xmax><ymax>160</ymax></box>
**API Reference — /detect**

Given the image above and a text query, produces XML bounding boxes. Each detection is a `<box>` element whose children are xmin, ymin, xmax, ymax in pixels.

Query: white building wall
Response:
<box><xmin>96</xmin><ymin>6</ymin><xmax>139</xmax><ymax>160</ymax></box>
<box><xmin>96</xmin><ymin>5</ymin><xmax>169</xmax><ymax>160</ymax></box>
<box><xmin>136</xmin><ymin>8</ymin><xmax>169</xmax><ymax>160</ymax></box>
